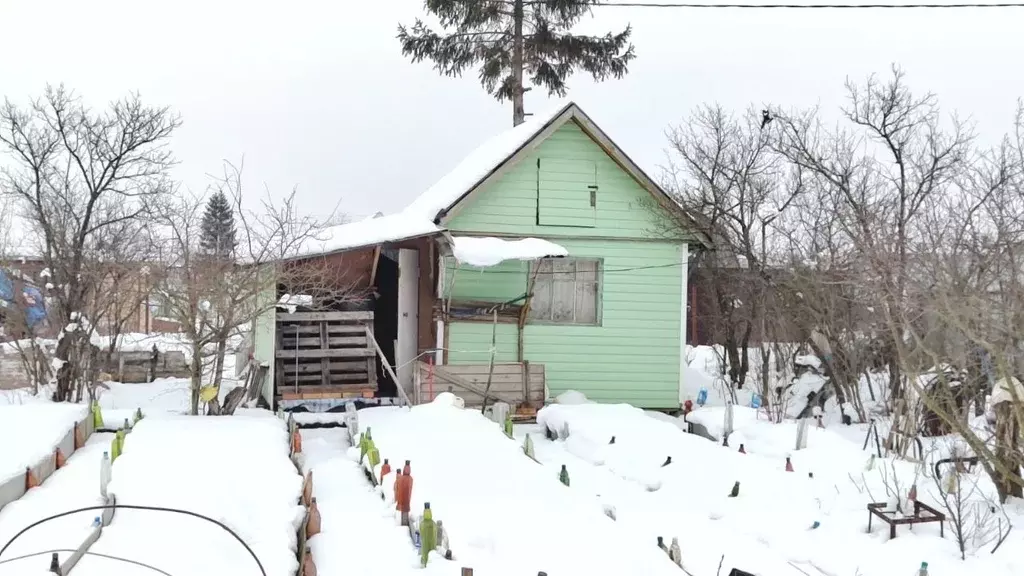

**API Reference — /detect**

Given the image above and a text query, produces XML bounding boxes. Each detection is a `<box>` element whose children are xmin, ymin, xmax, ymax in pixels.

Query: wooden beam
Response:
<box><xmin>277</xmin><ymin>311</ymin><xmax>373</xmax><ymax>322</ymax></box>
<box><xmin>368</xmin><ymin>245</ymin><xmax>382</xmax><ymax>289</ymax></box>
<box><xmin>277</xmin><ymin>349</ymin><xmax>375</xmax><ymax>359</ymax></box>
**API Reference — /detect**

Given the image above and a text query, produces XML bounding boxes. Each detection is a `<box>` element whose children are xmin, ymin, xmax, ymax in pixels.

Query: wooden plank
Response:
<box><xmin>277</xmin><ymin>349</ymin><xmax>374</xmax><ymax>359</ymax></box>
<box><xmin>320</xmin><ymin>322</ymin><xmax>330</xmax><ymax>389</ymax></box>
<box><xmin>368</xmin><ymin>246</ymin><xmax>382</xmax><ymax>288</ymax></box>
<box><xmin>431</xmin><ymin>365</ymin><xmax>502</xmax><ymax>403</ymax></box>
<box><xmin>279</xmin><ymin>361</ymin><xmax>369</xmax><ymax>374</ymax></box>
<box><xmin>278</xmin><ymin>386</ymin><xmax>376</xmax><ymax>401</ymax></box>
<box><xmin>327</xmin><ymin>325</ymin><xmax>368</xmax><ymax>335</ymax></box>
<box><xmin>283</xmin><ymin>373</ymin><xmax>369</xmax><ymax>383</ymax></box>
<box><xmin>278</xmin><ymin>325</ymin><xmax>322</xmax><ymax>335</ymax></box>
<box><xmin>279</xmin><ymin>324</ymin><xmax>367</xmax><ymax>336</ymax></box>
<box><xmin>418</xmin><ymin>362</ymin><xmax>545</xmax><ymax>403</ymax></box>
<box><xmin>277</xmin><ymin>311</ymin><xmax>373</xmax><ymax>322</ymax></box>
<box><xmin>279</xmin><ymin>336</ymin><xmax>369</xmax><ymax>348</ymax></box>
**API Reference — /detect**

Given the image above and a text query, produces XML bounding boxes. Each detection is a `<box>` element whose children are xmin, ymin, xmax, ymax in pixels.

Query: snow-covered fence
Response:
<box><xmin>285</xmin><ymin>412</ymin><xmax>319</xmax><ymax>576</ymax></box>
<box><xmin>0</xmin><ymin>411</ymin><xmax>95</xmax><ymax>511</ymax></box>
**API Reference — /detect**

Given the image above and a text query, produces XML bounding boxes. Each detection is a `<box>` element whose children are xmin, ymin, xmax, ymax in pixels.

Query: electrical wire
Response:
<box><xmin>0</xmin><ymin>504</ymin><xmax>266</xmax><ymax>576</ymax></box>
<box><xmin>453</xmin><ymin>261</ymin><xmax>685</xmax><ymax>274</ymax></box>
<box><xmin>586</xmin><ymin>1</ymin><xmax>1024</xmax><ymax>8</ymax></box>
<box><xmin>0</xmin><ymin>548</ymin><xmax>174</xmax><ymax>576</ymax></box>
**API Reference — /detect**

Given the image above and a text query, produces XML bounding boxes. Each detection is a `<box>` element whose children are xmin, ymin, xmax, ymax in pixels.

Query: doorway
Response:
<box><xmin>372</xmin><ymin>250</ymin><xmax>399</xmax><ymax>398</ymax></box>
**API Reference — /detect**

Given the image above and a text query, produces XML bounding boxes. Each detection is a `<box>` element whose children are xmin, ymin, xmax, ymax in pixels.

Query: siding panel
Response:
<box><xmin>445</xmin><ymin>122</ymin><xmax>684</xmax><ymax>241</ymax></box>
<box><xmin>446</xmin><ymin>239</ymin><xmax>683</xmax><ymax>409</ymax></box>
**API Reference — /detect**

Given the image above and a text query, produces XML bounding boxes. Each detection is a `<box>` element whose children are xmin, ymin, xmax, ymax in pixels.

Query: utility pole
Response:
<box><xmin>511</xmin><ymin>0</ymin><xmax>525</xmax><ymax>126</ymax></box>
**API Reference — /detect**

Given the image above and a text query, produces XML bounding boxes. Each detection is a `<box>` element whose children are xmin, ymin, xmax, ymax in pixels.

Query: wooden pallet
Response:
<box><xmin>275</xmin><ymin>311</ymin><xmax>378</xmax><ymax>399</ymax></box>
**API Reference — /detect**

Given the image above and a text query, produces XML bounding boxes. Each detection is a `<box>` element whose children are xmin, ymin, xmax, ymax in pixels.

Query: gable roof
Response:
<box><xmin>402</xmin><ymin>100</ymin><xmax>709</xmax><ymax>247</ymax></box>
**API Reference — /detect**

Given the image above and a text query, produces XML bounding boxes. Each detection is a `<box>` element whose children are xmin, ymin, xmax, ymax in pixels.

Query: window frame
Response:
<box><xmin>527</xmin><ymin>257</ymin><xmax>602</xmax><ymax>326</ymax></box>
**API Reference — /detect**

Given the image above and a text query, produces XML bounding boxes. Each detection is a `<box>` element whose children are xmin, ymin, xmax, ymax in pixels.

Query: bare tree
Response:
<box><xmin>154</xmin><ymin>161</ymin><xmax>360</xmax><ymax>415</ymax></box>
<box><xmin>774</xmin><ymin>67</ymin><xmax>973</xmax><ymax>429</ymax></box>
<box><xmin>0</xmin><ymin>85</ymin><xmax>180</xmax><ymax>401</ymax></box>
<box><xmin>665</xmin><ymin>105</ymin><xmax>800</xmax><ymax>413</ymax></box>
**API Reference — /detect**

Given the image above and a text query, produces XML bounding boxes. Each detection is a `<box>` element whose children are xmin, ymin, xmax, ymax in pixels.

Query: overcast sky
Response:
<box><xmin>2</xmin><ymin>0</ymin><xmax>1023</xmax><ymax>221</ymax></box>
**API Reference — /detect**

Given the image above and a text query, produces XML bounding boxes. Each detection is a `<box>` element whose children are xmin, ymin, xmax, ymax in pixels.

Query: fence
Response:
<box><xmin>0</xmin><ymin>409</ymin><xmax>96</xmax><ymax>511</ymax></box>
<box><xmin>5</xmin><ymin>406</ymin><xmax>139</xmax><ymax>575</ymax></box>
<box><xmin>285</xmin><ymin>413</ymin><xmax>319</xmax><ymax>576</ymax></box>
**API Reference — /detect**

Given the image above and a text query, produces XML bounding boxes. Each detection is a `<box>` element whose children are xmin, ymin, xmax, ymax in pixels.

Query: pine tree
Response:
<box><xmin>398</xmin><ymin>0</ymin><xmax>635</xmax><ymax>126</ymax></box>
<box><xmin>200</xmin><ymin>190</ymin><xmax>237</xmax><ymax>259</ymax></box>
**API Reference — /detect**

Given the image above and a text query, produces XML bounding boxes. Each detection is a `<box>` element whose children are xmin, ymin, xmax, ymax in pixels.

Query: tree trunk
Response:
<box><xmin>213</xmin><ymin>337</ymin><xmax>227</xmax><ymax>391</ymax></box>
<box><xmin>189</xmin><ymin>345</ymin><xmax>203</xmax><ymax>415</ymax></box>
<box><xmin>993</xmin><ymin>402</ymin><xmax>1023</xmax><ymax>502</ymax></box>
<box><xmin>511</xmin><ymin>0</ymin><xmax>526</xmax><ymax>126</ymax></box>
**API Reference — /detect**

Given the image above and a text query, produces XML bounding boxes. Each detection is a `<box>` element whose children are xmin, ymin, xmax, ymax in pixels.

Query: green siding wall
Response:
<box><xmin>446</xmin><ymin>121</ymin><xmax>681</xmax><ymax>240</ymax></box>
<box><xmin>445</xmin><ymin>239</ymin><xmax>683</xmax><ymax>408</ymax></box>
<box><xmin>441</xmin><ymin>121</ymin><xmax>688</xmax><ymax>409</ymax></box>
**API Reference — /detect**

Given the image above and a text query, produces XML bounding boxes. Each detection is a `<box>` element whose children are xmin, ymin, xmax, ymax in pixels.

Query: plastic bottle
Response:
<box><xmin>668</xmin><ymin>537</ymin><xmax>682</xmax><ymax>566</ymax></box>
<box><xmin>100</xmin><ymin>451</ymin><xmax>111</xmax><ymax>497</ymax></box>
<box><xmin>419</xmin><ymin>503</ymin><xmax>436</xmax><ymax>567</ymax></box>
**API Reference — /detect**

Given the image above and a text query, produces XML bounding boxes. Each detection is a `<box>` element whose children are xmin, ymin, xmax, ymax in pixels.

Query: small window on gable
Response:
<box><xmin>528</xmin><ymin>258</ymin><xmax>601</xmax><ymax>325</ymax></box>
<box><xmin>537</xmin><ymin>158</ymin><xmax>597</xmax><ymax>228</ymax></box>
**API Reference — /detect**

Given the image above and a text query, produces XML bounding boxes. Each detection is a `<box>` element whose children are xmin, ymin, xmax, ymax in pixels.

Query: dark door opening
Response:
<box><xmin>373</xmin><ymin>251</ymin><xmax>399</xmax><ymax>398</ymax></box>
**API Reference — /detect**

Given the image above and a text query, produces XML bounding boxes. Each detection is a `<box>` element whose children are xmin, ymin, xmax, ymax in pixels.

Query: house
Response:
<box><xmin>258</xmin><ymin>101</ymin><xmax>708</xmax><ymax>412</ymax></box>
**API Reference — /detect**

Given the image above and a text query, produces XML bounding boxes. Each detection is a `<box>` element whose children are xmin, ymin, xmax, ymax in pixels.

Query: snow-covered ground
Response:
<box><xmin>298</xmin><ymin>427</ymin><xmax>437</xmax><ymax>575</ymax></box>
<box><xmin>0</xmin><ymin>433</ymin><xmax>113</xmax><ymax>574</ymax></box>
<box><xmin>358</xmin><ymin>395</ymin><xmax>684</xmax><ymax>576</ymax></box>
<box><xmin>71</xmin><ymin>413</ymin><xmax>305</xmax><ymax>576</ymax></box>
<box><xmin>0</xmin><ymin>399</ymin><xmax>86</xmax><ymax>485</ymax></box>
<box><xmin>528</xmin><ymin>398</ymin><xmax>1024</xmax><ymax>576</ymax></box>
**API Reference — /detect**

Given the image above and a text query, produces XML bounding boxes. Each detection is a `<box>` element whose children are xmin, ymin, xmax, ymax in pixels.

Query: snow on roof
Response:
<box><xmin>451</xmin><ymin>236</ymin><xmax>568</xmax><ymax>267</ymax></box>
<box><xmin>403</xmin><ymin>99</ymin><xmax>574</xmax><ymax>222</ymax></box>
<box><xmin>295</xmin><ymin>211</ymin><xmax>441</xmax><ymax>257</ymax></box>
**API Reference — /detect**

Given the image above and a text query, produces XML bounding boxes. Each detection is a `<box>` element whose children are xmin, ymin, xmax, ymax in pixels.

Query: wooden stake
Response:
<box><xmin>25</xmin><ymin>467</ymin><xmax>39</xmax><ymax>490</ymax></box>
<box><xmin>55</xmin><ymin>448</ymin><xmax>66</xmax><ymax>469</ymax></box>
<box><xmin>302</xmin><ymin>471</ymin><xmax>313</xmax><ymax>507</ymax></box>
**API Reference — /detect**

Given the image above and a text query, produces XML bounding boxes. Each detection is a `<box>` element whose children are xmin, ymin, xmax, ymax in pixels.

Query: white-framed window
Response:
<box><xmin>528</xmin><ymin>258</ymin><xmax>601</xmax><ymax>325</ymax></box>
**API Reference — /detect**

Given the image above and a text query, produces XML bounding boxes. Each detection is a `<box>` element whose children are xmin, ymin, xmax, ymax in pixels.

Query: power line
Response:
<box><xmin>451</xmin><ymin>261</ymin><xmax>685</xmax><ymax>274</ymax></box>
<box><xmin>587</xmin><ymin>2</ymin><xmax>1024</xmax><ymax>7</ymax></box>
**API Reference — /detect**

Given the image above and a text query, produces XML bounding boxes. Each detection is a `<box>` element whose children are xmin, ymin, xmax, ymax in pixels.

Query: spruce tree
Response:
<box><xmin>200</xmin><ymin>190</ymin><xmax>237</xmax><ymax>259</ymax></box>
<box><xmin>398</xmin><ymin>0</ymin><xmax>636</xmax><ymax>126</ymax></box>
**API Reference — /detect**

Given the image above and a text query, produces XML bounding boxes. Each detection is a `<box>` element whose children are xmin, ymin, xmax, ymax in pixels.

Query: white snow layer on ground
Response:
<box><xmin>0</xmin><ymin>434</ymin><xmax>113</xmax><ymax>574</ymax></box>
<box><xmin>402</xmin><ymin>100</ymin><xmax>573</xmax><ymax>220</ymax></box>
<box><xmin>72</xmin><ymin>412</ymin><xmax>304</xmax><ymax>576</ymax></box>
<box><xmin>450</xmin><ymin>236</ymin><xmax>568</xmax><ymax>267</ymax></box>
<box><xmin>299</xmin><ymin>428</ymin><xmax>440</xmax><ymax>575</ymax></box>
<box><xmin>0</xmin><ymin>401</ymin><xmax>86</xmax><ymax>484</ymax></box>
<box><xmin>531</xmin><ymin>401</ymin><xmax>1024</xmax><ymax>576</ymax></box>
<box><xmin>358</xmin><ymin>394</ymin><xmax>684</xmax><ymax>576</ymax></box>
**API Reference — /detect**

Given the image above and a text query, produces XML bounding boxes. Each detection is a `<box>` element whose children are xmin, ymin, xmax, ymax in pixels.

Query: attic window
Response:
<box><xmin>536</xmin><ymin>158</ymin><xmax>597</xmax><ymax>228</ymax></box>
